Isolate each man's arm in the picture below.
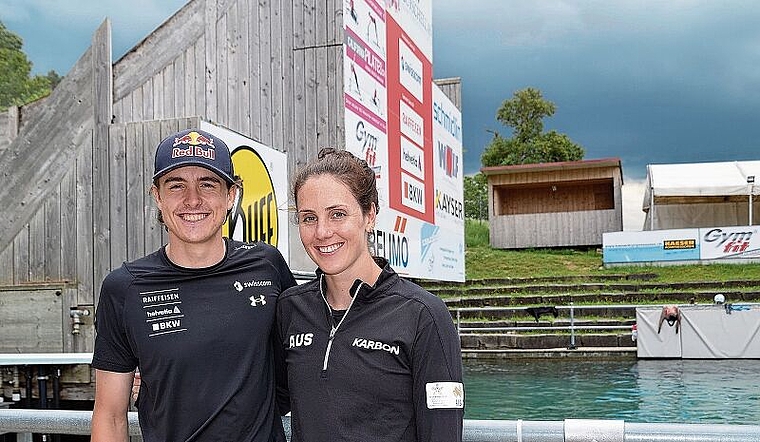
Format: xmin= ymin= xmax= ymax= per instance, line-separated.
xmin=92 ymin=369 xmax=135 ymax=442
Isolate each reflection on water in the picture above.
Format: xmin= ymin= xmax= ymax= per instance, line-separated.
xmin=463 ymin=358 xmax=760 ymax=424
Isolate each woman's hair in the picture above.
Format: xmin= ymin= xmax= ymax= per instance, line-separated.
xmin=292 ymin=147 xmax=379 ymax=217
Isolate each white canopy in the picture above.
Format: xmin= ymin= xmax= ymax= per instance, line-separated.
xmin=643 ymin=160 xmax=760 ymax=230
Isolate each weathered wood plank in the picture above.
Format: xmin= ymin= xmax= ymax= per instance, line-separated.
xmin=142 ymin=78 xmax=154 ymax=120
xmin=163 ymin=61 xmax=176 ymax=118
xmin=153 ymin=68 xmax=165 ymax=118
xmin=44 ymin=185 xmax=62 ymax=279
xmin=174 ymin=55 xmax=185 ymax=118
xmin=76 ymin=131 xmax=95 ymax=305
xmin=0 ymin=239 xmax=12 ymax=284
xmin=434 ymin=77 xmax=462 ymax=110
xmin=184 ymin=44 xmax=196 ymax=122
xmin=142 ymin=120 xmax=163 ymax=253
xmin=326 ymin=44 xmax=339 ymax=148
xmin=304 ymin=47 xmax=318 ymax=161
xmin=316 ymin=45 xmax=329 ymax=149
xmin=204 ymin=0 xmax=218 ymax=123
xmin=217 ymin=11 xmax=230 ymax=128
xmin=126 ymin=122 xmax=146 ymax=261
xmin=92 ymin=19 xmax=114 ymax=299
xmin=280 ymin=0 xmax=295 ymax=154
xmin=260 ymin=0 xmax=274 ymax=145
xmin=248 ymin=0 xmax=262 ymax=140
xmin=328 ymin=0 xmax=342 ymax=45
xmin=303 ymin=0 xmax=316 ymax=48
xmin=108 ymin=124 xmax=128 ymax=269
xmin=194 ymin=40 xmax=205 ymax=119
xmin=225 ymin=4 xmax=240 ymax=132
xmin=271 ymin=0 xmax=284 ymax=150
xmin=132 ymin=86 xmax=144 ymax=122
xmin=113 ymin=0 xmax=204 ymax=101
xmin=237 ymin=0 xmax=251 ymax=136
xmin=0 ymin=42 xmax=94 ymax=249
xmin=29 ymin=207 xmax=45 ymax=281
xmin=13 ymin=226 xmax=29 ymax=284
xmin=316 ymin=0 xmax=327 ymax=45
xmin=60 ymin=166 xmax=77 ymax=279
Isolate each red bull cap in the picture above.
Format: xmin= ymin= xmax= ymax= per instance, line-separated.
xmin=153 ymin=128 xmax=235 ymax=185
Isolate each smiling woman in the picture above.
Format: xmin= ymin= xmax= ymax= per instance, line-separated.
xmin=277 ymin=147 xmax=465 ymax=442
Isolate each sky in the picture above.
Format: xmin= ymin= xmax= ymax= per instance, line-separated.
xmin=4 ymin=1 xmax=760 ymax=230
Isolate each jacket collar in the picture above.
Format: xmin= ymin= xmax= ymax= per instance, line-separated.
xmin=315 ymin=257 xmax=396 ymax=302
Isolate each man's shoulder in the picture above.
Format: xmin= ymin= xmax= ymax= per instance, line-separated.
xmin=228 ymin=240 xmax=282 ymax=259
xmin=101 ymin=250 xmax=162 ymax=291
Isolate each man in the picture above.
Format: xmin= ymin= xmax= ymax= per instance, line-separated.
xmin=91 ymin=128 xmax=295 ymax=442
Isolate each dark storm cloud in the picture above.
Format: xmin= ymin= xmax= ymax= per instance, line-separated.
xmin=432 ymin=1 xmax=760 ymax=179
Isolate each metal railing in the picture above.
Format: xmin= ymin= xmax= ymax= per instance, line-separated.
xmin=2 ymin=409 xmax=760 ymax=441
xmin=453 ymin=303 xmax=648 ymax=350
xmin=453 ymin=303 xmax=658 ymax=331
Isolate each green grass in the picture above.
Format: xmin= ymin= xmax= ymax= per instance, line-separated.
xmin=463 ymin=220 xmax=760 ymax=282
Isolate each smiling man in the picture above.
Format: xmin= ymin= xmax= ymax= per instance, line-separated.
xmin=91 ymin=128 xmax=296 ymax=442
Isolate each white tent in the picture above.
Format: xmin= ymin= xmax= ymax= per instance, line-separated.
xmin=643 ymin=160 xmax=760 ymax=230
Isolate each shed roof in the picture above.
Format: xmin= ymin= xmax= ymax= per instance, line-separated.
xmin=480 ymin=157 xmax=622 ymax=176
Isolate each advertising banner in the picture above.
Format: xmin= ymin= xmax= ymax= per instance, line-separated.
xmin=602 ymin=229 xmax=700 ymax=264
xmin=343 ymin=0 xmax=464 ymax=281
xmin=201 ymin=121 xmax=290 ymax=262
xmin=604 ymin=225 xmax=760 ymax=265
xmin=699 ymin=226 xmax=760 ymax=260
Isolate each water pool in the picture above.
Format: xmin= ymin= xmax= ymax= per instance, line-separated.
xmin=463 ymin=358 xmax=760 ymax=424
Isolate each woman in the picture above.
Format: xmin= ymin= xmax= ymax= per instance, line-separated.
xmin=277 ymin=148 xmax=464 ymax=441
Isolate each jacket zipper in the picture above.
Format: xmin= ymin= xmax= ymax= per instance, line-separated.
xmin=321 ymin=277 xmax=362 ymax=371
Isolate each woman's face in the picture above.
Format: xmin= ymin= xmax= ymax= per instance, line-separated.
xmin=296 ymin=174 xmax=375 ymax=278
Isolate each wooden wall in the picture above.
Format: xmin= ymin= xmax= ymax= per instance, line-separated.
xmin=0 ymin=0 xmax=464 ymax=358
xmin=111 ymin=0 xmax=345 ymax=263
xmin=488 ymin=164 xmax=623 ymax=249
xmin=434 ymin=77 xmax=462 ymax=109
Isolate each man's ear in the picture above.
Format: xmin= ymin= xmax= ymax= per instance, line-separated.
xmin=150 ymin=185 xmax=160 ymax=204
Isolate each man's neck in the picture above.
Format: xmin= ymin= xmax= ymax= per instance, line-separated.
xmin=165 ymin=237 xmax=227 ymax=268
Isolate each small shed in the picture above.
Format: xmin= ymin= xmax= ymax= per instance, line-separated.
xmin=481 ymin=158 xmax=623 ymax=249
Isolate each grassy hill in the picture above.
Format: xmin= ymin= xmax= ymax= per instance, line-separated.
xmin=463 ymin=219 xmax=760 ymax=282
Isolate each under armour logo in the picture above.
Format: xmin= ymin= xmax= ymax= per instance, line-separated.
xmin=249 ymin=295 xmax=266 ymax=307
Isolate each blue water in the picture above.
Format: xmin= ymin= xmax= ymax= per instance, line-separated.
xmin=463 ymin=358 xmax=760 ymax=424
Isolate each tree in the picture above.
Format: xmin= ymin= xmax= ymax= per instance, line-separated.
xmin=463 ymin=173 xmax=488 ymax=221
xmin=0 ymin=21 xmax=57 ymax=111
xmin=481 ymin=87 xmax=584 ymax=167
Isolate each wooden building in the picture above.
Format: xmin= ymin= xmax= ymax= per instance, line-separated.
xmin=0 ymin=0 xmax=461 ymax=401
xmin=481 ymin=158 xmax=623 ymax=249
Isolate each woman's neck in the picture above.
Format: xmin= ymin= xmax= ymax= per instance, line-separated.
xmin=324 ymin=258 xmax=382 ymax=309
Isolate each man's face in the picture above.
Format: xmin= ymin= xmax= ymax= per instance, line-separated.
xmin=151 ymin=166 xmax=235 ymax=248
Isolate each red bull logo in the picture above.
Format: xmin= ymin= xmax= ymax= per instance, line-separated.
xmin=171 ymin=131 xmax=216 ymax=160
